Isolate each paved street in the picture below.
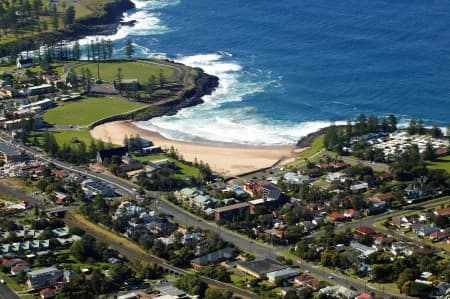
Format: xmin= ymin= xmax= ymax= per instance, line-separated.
xmin=0 ymin=284 xmax=21 ymax=299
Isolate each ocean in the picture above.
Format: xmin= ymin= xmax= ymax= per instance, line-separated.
xmin=82 ymin=0 xmax=450 ymax=145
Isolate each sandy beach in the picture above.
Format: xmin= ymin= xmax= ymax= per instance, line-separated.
xmin=90 ymin=121 xmax=303 ymax=176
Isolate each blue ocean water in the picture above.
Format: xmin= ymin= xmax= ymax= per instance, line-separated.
xmin=83 ymin=0 xmax=450 ymax=145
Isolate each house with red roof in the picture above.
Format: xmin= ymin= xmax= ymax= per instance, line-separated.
xmin=434 ymin=207 xmax=450 ymax=217
xmin=329 ymin=212 xmax=345 ymax=222
xmin=356 ymin=293 xmax=374 ymax=299
xmin=355 ymin=226 xmax=375 ymax=235
xmin=374 ymin=192 xmax=395 ymax=202
xmin=430 ymin=230 xmax=447 ymax=241
xmin=11 ymin=262 xmax=30 ymax=276
xmin=40 ymin=288 xmax=56 ymax=299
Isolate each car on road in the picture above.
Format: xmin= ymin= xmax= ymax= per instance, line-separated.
xmin=328 ymin=275 xmax=334 ymax=279
xmin=1 ymin=279 xmax=5 ymax=284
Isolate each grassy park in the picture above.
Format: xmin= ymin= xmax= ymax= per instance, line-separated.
xmin=74 ymin=61 xmax=174 ymax=82
xmin=43 ymin=96 xmax=147 ymax=126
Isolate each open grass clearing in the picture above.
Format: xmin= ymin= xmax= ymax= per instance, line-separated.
xmin=427 ymin=155 xmax=450 ymax=172
xmin=43 ymin=96 xmax=147 ymax=126
xmin=31 ymin=129 xmax=98 ymax=148
xmin=74 ymin=61 xmax=174 ymax=82
xmin=134 ymin=154 xmax=200 ymax=179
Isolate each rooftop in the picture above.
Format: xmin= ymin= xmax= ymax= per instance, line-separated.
xmin=238 ymin=258 xmax=286 ymax=275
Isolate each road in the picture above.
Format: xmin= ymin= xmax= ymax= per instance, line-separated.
xmin=0 ymin=283 xmax=21 ymax=299
xmin=7 ymin=138 xmax=420 ymax=297
xmin=64 ymin=213 xmax=260 ymax=299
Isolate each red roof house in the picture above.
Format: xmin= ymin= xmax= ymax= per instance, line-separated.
xmin=435 ymin=207 xmax=450 ymax=217
xmin=355 ymin=226 xmax=375 ymax=235
xmin=40 ymin=288 xmax=56 ymax=299
xmin=329 ymin=212 xmax=345 ymax=222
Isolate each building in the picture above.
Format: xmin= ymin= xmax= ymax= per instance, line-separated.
xmin=114 ymin=79 xmax=139 ymax=91
xmin=27 ymin=267 xmax=63 ymax=289
xmin=40 ymin=288 xmax=56 ymax=299
xmin=350 ymin=182 xmax=369 ymax=193
xmin=96 ymin=146 xmax=128 ymax=164
xmin=190 ymin=247 xmax=236 ymax=269
xmin=18 ymin=99 xmax=55 ymax=112
xmin=266 ymin=267 xmax=299 ymax=283
xmin=0 ymin=85 xmax=18 ymax=98
xmin=26 ymin=84 xmax=53 ymax=96
xmin=236 ymin=258 xmax=286 ymax=279
xmin=117 ymin=293 xmax=139 ymax=299
xmin=0 ymin=141 xmax=24 ymax=162
xmin=81 ymin=179 xmax=117 ymax=198
xmin=16 ymin=57 xmax=34 ymax=69
xmin=434 ymin=207 xmax=450 ymax=217
xmin=214 ymin=202 xmax=250 ymax=222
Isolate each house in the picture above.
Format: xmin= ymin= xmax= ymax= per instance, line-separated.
xmin=319 ymin=286 xmax=358 ymax=299
xmin=27 ymin=267 xmax=64 ymax=289
xmin=40 ymin=288 xmax=56 ymax=299
xmin=96 ymin=146 xmax=128 ymax=164
xmin=190 ymin=247 xmax=236 ymax=269
xmin=157 ymin=285 xmax=187 ymax=298
xmin=356 ymin=293 xmax=374 ymax=299
xmin=11 ymin=262 xmax=30 ymax=275
xmin=365 ymin=199 xmax=386 ymax=215
xmin=355 ymin=226 xmax=375 ymax=235
xmin=53 ymin=191 xmax=68 ymax=205
xmin=261 ymin=183 xmax=281 ymax=201
xmin=266 ymin=267 xmax=299 ymax=283
xmin=294 ymin=274 xmax=313 ymax=286
xmin=350 ymin=182 xmax=369 ymax=193
xmin=0 ymin=85 xmax=18 ymax=98
xmin=412 ymin=224 xmax=438 ymax=237
xmin=0 ymin=141 xmax=24 ymax=162
xmin=379 ymin=172 xmax=393 ymax=182
xmin=430 ymin=230 xmax=446 ymax=241
xmin=373 ymin=192 xmax=395 ymax=202
xmin=329 ymin=211 xmax=345 ymax=222
xmin=214 ymin=202 xmax=250 ymax=223
xmin=344 ymin=209 xmax=360 ymax=219
xmin=434 ymin=207 xmax=450 ymax=217
xmin=435 ymin=147 xmax=449 ymax=157
xmin=117 ymin=293 xmax=139 ymax=299
xmin=326 ymin=172 xmax=347 ymax=183
xmin=236 ymin=258 xmax=286 ymax=279
xmin=16 ymin=57 xmax=34 ymax=69
xmin=350 ymin=241 xmax=377 ymax=257
xmin=191 ymin=194 xmax=217 ymax=210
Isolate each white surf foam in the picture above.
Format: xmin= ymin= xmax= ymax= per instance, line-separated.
xmin=78 ymin=0 xmax=179 ymax=44
xmin=136 ymin=53 xmax=342 ymax=145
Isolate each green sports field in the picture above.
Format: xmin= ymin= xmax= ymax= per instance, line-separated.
xmin=74 ymin=61 xmax=174 ymax=82
xmin=43 ymin=96 xmax=146 ymax=126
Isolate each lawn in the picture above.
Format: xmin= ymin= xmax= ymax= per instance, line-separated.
xmin=32 ymin=130 xmax=98 ymax=148
xmin=427 ymin=155 xmax=450 ymax=172
xmin=43 ymin=96 xmax=147 ymax=126
xmin=73 ymin=61 xmax=174 ymax=82
xmin=134 ymin=154 xmax=200 ymax=178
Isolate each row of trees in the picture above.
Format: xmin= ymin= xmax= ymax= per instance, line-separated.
xmin=39 ymin=131 xmax=112 ymax=164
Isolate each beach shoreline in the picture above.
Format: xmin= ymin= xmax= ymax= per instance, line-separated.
xmin=90 ymin=121 xmax=305 ymax=176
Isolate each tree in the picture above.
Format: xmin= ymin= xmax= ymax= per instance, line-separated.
xmin=63 ymin=6 xmax=75 ymax=28
xmin=125 ymin=39 xmax=134 ymax=59
xmin=73 ymin=41 xmax=81 ymax=60
xmin=116 ymin=67 xmax=123 ymax=95
xmin=388 ymin=114 xmax=397 ymax=132
xmin=422 ymin=142 xmax=436 ymax=161
xmin=175 ymin=274 xmax=207 ymax=296
xmin=84 ymin=68 xmax=92 ymax=94
xmin=368 ymin=115 xmax=379 ymax=133
xmin=204 ymin=288 xmax=232 ymax=299
xmin=51 ymin=5 xmax=58 ymax=29
xmin=431 ymin=123 xmax=443 ymax=138
xmin=159 ymin=69 xmax=165 ymax=87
